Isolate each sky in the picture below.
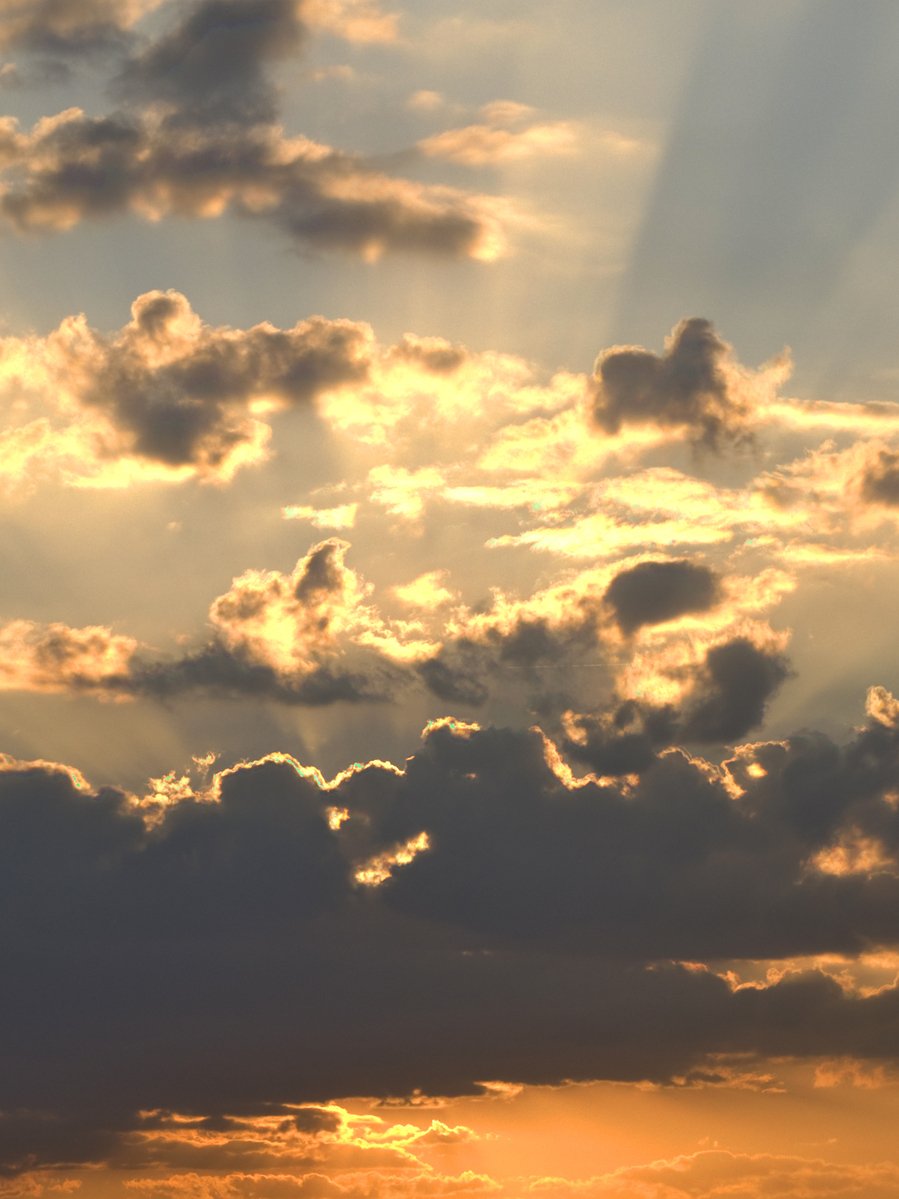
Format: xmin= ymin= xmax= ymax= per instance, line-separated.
xmin=4 ymin=1 xmax=899 ymax=1196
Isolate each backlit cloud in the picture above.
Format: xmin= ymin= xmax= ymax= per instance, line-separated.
xmin=590 ymin=318 xmax=789 ymax=449
xmin=0 ymin=108 xmax=505 ymax=259
xmin=0 ymin=0 xmax=159 ymax=54
xmin=4 ymin=693 xmax=899 ymax=1172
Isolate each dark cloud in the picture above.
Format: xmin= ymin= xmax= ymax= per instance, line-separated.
xmin=860 ymin=447 xmax=899 ymax=506
xmin=604 ymin=558 xmax=721 ymax=634
xmin=127 ymin=643 xmax=394 ymax=705
xmin=0 ymin=109 xmax=495 ymax=259
xmin=387 ymin=335 xmax=469 ymax=375
xmin=563 ymin=700 xmax=679 ymax=776
xmin=589 ymin=318 xmax=753 ymax=448
xmin=116 ymin=0 xmax=306 ymax=127
xmin=3 ymin=700 xmax=899 ymax=1170
xmin=78 ymin=293 xmax=371 ymax=471
xmin=417 ymin=606 xmax=604 ymax=709
xmin=294 ymin=538 xmax=350 ymax=603
xmin=683 ymin=637 xmax=791 ymax=744
xmin=4 ymin=701 xmax=899 ymax=1170
xmin=0 ymin=0 xmax=148 ymax=56
xmin=564 ymin=636 xmax=789 ymax=774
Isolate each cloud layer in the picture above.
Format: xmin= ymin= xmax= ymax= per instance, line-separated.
xmin=3 ymin=691 xmax=899 ymax=1171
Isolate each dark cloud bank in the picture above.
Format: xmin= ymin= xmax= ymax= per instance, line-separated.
xmin=4 ymin=696 xmax=899 ymax=1172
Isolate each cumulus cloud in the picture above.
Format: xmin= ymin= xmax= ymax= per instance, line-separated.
xmin=0 ymin=616 xmax=136 ymax=692
xmin=0 ymin=292 xmax=584 ymax=490
xmin=681 ymin=636 xmax=791 ymax=743
xmin=127 ymin=539 xmax=433 ymax=704
xmin=0 ymin=542 xmax=432 ymax=705
xmin=589 ymin=318 xmax=781 ymax=449
xmin=0 ymin=0 xmax=158 ymax=55
xmin=0 ymin=290 xmax=374 ymax=484
xmin=0 ymin=107 xmax=504 ymax=259
xmin=561 ymin=633 xmax=790 ymax=773
xmin=604 ymin=559 xmax=722 ymax=634
xmin=0 ymin=0 xmax=469 ymax=260
xmin=115 ymin=0 xmax=308 ymax=127
xmin=4 ymin=695 xmax=899 ymax=1171
xmin=860 ymin=446 xmax=899 ymax=507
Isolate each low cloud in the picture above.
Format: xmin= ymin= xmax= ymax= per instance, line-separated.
xmin=536 ymin=1150 xmax=899 ymax=1199
xmin=115 ymin=0 xmax=307 ymax=127
xmin=0 ymin=108 xmax=504 ymax=260
xmin=126 ymin=540 xmax=430 ymax=704
xmin=0 ymin=0 xmax=158 ymax=55
xmin=604 ymin=559 xmax=721 ymax=634
xmin=0 ymin=616 xmax=136 ymax=692
xmin=4 ymin=695 xmax=899 ymax=1170
xmin=682 ymin=636 xmax=791 ymax=743
xmin=860 ymin=446 xmax=899 ymax=507
xmin=0 ymin=291 xmax=371 ymax=485
xmin=589 ymin=318 xmax=780 ymax=449
xmin=419 ymin=104 xmax=580 ymax=167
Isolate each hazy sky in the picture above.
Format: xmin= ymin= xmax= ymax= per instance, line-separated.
xmin=4 ymin=2 xmax=899 ymax=1197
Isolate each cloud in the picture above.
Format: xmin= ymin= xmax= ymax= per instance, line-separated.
xmin=589 ymin=318 xmax=774 ymax=449
xmin=0 ymin=108 xmax=505 ymax=259
xmin=535 ymin=1150 xmax=899 ymax=1199
xmin=562 ymin=632 xmax=790 ymax=772
xmin=0 ymin=290 xmax=374 ymax=485
xmin=681 ymin=636 xmax=791 ymax=743
xmin=419 ymin=111 xmax=580 ymax=167
xmin=127 ymin=539 xmax=432 ymax=704
xmin=0 ymin=541 xmax=429 ymax=706
xmin=0 ymin=0 xmax=158 ymax=55
xmin=0 ymin=617 xmax=137 ymax=692
xmin=860 ymin=446 xmax=899 ymax=507
xmin=303 ymin=0 xmax=398 ymax=44
xmin=604 ymin=559 xmax=722 ymax=634
xmin=206 ymin=538 xmax=434 ymax=671
xmin=282 ymin=502 xmax=359 ymax=530
xmin=4 ymin=698 xmax=899 ymax=1172
xmin=115 ymin=0 xmax=308 ymax=127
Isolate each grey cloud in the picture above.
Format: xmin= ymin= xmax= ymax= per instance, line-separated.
xmin=294 ymin=538 xmax=351 ymax=603
xmin=0 ymin=0 xmax=147 ymax=55
xmin=604 ymin=559 xmax=721 ymax=634
xmin=4 ymin=703 xmax=899 ymax=1169
xmin=418 ymin=646 xmax=490 ymax=707
xmin=563 ymin=700 xmax=679 ymax=776
xmin=0 ymin=109 xmax=494 ymax=259
xmin=115 ymin=0 xmax=306 ymax=127
xmin=387 ymin=335 xmax=469 ymax=375
xmin=683 ymin=636 xmax=791 ymax=744
xmin=127 ymin=643 xmax=394 ymax=706
xmin=417 ymin=607 xmax=604 ymax=710
xmin=564 ymin=637 xmax=789 ymax=775
xmin=860 ymin=447 xmax=899 ymax=506
xmin=27 ymin=290 xmax=372 ymax=476
xmin=589 ymin=318 xmax=752 ymax=448
xmin=83 ymin=296 xmax=370 ymax=470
